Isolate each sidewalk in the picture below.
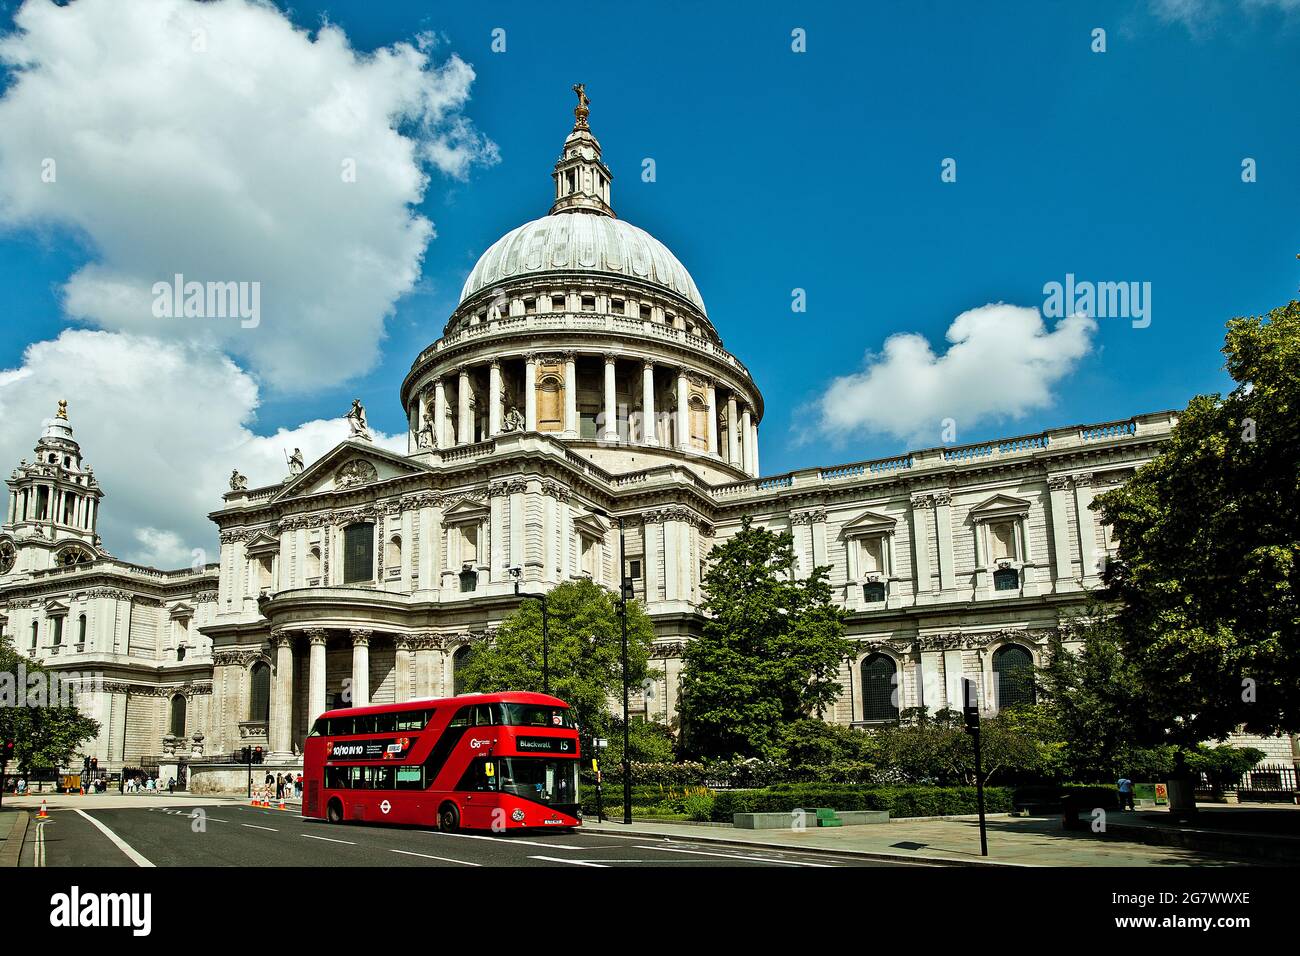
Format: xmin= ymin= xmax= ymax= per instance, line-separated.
xmin=583 ymin=812 xmax=1268 ymax=867
xmin=0 ymin=807 xmax=29 ymax=866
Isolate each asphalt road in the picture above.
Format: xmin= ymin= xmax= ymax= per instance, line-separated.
xmin=22 ymin=804 xmax=912 ymax=868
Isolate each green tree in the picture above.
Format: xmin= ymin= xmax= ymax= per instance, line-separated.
xmin=678 ymin=517 xmax=852 ymax=760
xmin=455 ymin=578 xmax=655 ymax=740
xmin=1095 ymin=300 xmax=1300 ymax=744
xmin=1036 ymin=609 xmax=1161 ymax=781
xmin=869 ymin=707 xmax=1051 ymax=786
xmin=0 ymin=638 xmax=100 ymax=775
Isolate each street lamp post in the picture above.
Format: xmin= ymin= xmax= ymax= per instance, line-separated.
xmin=511 ymin=568 xmax=550 ymax=695
xmin=591 ymin=506 xmax=632 ymax=824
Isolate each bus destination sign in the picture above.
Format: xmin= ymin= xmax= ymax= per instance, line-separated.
xmin=515 ymin=736 xmax=575 ymax=754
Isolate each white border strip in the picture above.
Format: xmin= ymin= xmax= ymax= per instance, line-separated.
xmin=74 ymin=810 xmax=155 ymax=868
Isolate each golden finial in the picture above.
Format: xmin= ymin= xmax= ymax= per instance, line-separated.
xmin=56 ymin=399 xmax=68 ymax=420
xmin=572 ymin=83 xmax=590 ymax=130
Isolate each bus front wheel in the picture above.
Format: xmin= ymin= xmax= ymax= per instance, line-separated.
xmin=326 ymin=798 xmax=344 ymax=824
xmin=437 ymin=802 xmax=460 ymax=833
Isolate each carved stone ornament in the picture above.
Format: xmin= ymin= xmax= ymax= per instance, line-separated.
xmin=336 ymin=459 xmax=379 ymax=489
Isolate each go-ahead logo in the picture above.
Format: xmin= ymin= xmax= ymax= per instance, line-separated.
xmin=50 ymin=886 xmax=152 ymax=936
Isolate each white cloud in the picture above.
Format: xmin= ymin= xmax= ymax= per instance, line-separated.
xmin=809 ymin=304 xmax=1097 ymax=448
xmin=1152 ymin=0 xmax=1300 ymax=27
xmin=0 ymin=330 xmax=404 ymax=566
xmin=0 ymin=0 xmax=496 ymax=391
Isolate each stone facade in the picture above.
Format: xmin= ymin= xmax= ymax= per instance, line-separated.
xmin=3 ymin=93 xmax=1292 ymax=777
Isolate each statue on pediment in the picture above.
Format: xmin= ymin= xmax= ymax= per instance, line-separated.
xmin=287 ymin=448 xmax=305 ymax=477
xmin=347 ymin=399 xmax=371 ymax=441
xmin=229 ymin=469 xmax=248 ymax=491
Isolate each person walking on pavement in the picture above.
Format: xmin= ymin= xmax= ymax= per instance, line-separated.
xmin=167 ymin=776 xmax=175 ymax=795
xmin=1117 ymin=774 xmax=1135 ymax=811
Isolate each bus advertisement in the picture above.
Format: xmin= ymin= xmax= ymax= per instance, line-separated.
xmin=302 ymin=691 xmax=581 ymax=832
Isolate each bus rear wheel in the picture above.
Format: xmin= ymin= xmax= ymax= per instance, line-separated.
xmin=437 ymin=802 xmax=460 ymax=833
xmin=326 ymin=798 xmax=343 ymax=824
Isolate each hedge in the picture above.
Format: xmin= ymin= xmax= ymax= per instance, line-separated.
xmin=708 ymin=785 xmax=1013 ymax=822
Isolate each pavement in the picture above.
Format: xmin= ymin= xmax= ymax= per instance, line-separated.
xmin=4 ymin=793 xmax=1290 ymax=867
xmin=1 ymin=794 xmax=901 ymax=868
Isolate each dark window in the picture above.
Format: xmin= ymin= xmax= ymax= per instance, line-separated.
xmin=249 ymin=662 xmax=271 ymax=722
xmin=860 ymin=654 xmax=899 ymax=721
xmin=342 ymin=523 xmax=375 ymax=584
xmin=372 ymin=713 xmax=396 ymax=733
xmin=452 ymin=646 xmax=471 ymax=695
xmin=993 ymin=567 xmax=1020 ymax=591
xmin=30 ymin=621 xmax=38 ymax=649
xmin=628 ymin=559 xmax=642 ymax=580
xmin=552 ymin=295 xmax=565 ymax=310
xmin=77 ymin=614 xmax=87 ymax=644
xmin=51 ymin=616 xmax=63 ymax=646
xmin=581 ymin=295 xmax=596 ymax=311
xmin=176 ymin=646 xmax=186 ymax=661
xmin=395 ymin=709 xmax=432 ymax=732
xmin=993 ymin=645 xmax=1036 ymax=709
xmin=862 ymin=581 xmax=886 ymax=603
xmin=448 ymin=706 xmax=471 ymax=729
xmin=354 ymin=715 xmax=375 ymax=735
xmin=169 ymin=695 xmax=186 ymax=737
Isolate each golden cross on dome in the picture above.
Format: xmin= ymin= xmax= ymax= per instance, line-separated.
xmin=572 ymin=83 xmax=590 ymax=129
xmin=57 ymin=399 xmax=68 ymax=420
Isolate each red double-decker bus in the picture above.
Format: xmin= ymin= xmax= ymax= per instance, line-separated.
xmin=302 ymin=691 xmax=581 ymax=832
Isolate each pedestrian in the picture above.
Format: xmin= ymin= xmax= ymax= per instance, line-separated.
xmin=295 ymin=773 xmax=303 ymax=799
xmin=17 ymin=777 xmax=26 ymax=795
xmin=1117 ymin=774 xmax=1135 ymax=811
xmin=275 ymin=772 xmax=284 ymax=800
xmin=167 ymin=776 xmax=175 ymax=795
xmin=146 ymin=776 xmax=155 ymax=794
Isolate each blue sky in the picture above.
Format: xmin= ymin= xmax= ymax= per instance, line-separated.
xmin=0 ymin=0 xmax=1296 ymax=561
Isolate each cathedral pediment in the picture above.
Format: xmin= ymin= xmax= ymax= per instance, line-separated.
xmin=969 ymin=493 xmax=1032 ymax=520
xmin=841 ymin=509 xmax=897 ymax=537
xmin=270 ymin=441 xmax=430 ymax=502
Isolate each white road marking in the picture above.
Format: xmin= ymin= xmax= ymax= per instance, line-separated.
xmin=529 ymin=855 xmax=608 ymax=867
xmin=241 ymin=824 xmax=278 ymax=832
xmin=34 ymin=822 xmax=46 ymax=867
xmin=390 ymin=848 xmax=482 ymax=866
xmin=302 ymin=834 xmax=354 ymax=845
xmin=635 ymin=845 xmax=833 ymax=867
xmin=421 ymin=830 xmax=578 ymax=850
xmin=74 ymin=810 xmax=155 ymax=867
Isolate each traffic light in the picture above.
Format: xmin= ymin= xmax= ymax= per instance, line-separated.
xmin=253 ymin=745 xmax=264 ymax=765
xmin=961 ymin=678 xmax=980 ymax=731
xmin=90 ymin=757 xmax=98 ymax=771
xmin=1 ymin=739 xmax=14 ymax=764
xmin=240 ymin=746 xmax=251 ymax=764
xmin=83 ymin=755 xmax=91 ymax=773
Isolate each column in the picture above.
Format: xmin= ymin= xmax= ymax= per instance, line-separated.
xmin=306 ymin=628 xmax=327 ymax=729
xmin=488 ymin=360 xmax=503 ymax=436
xmin=434 ymin=378 xmax=448 ymax=449
xmin=394 ymin=636 xmax=411 ymax=703
xmin=525 ymin=355 xmax=538 ymax=431
xmin=643 ymin=516 xmax=660 ymax=603
xmin=490 ymin=486 xmax=506 ymax=575
xmin=270 ymin=631 xmax=294 ymax=758
xmin=751 ymin=423 xmax=761 ymax=475
xmin=563 ymin=352 xmax=577 ymax=437
xmin=1074 ymin=473 xmax=1099 ymax=578
xmin=740 ymin=407 xmax=753 ymax=474
xmin=726 ymin=394 xmax=739 ymax=465
xmin=413 ymin=636 xmax=435 ymax=698
xmin=350 ymin=629 xmax=371 ymax=708
xmin=706 ymin=381 xmax=718 ymax=456
xmin=641 ymin=361 xmax=657 ymax=445
xmin=603 ymin=354 xmax=618 ymax=442
xmin=1047 ymin=476 xmax=1073 ymax=589
xmin=935 ymin=492 xmax=955 ymax=591
xmin=676 ymin=370 xmax=690 ymax=450
xmin=458 ymin=367 xmax=472 ymax=445
xmin=911 ymin=496 xmax=933 ymax=598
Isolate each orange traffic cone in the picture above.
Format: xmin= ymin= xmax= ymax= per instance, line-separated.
xmin=37 ymin=800 xmax=49 ymax=819
xmin=278 ymin=799 xmax=287 ymax=811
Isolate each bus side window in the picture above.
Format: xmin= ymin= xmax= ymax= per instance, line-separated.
xmin=449 ymin=707 xmax=470 ymax=729
xmin=355 ymin=716 xmax=375 ymax=735
xmin=374 ymin=713 xmax=396 ymax=733
xmin=349 ymin=766 xmax=365 ymax=789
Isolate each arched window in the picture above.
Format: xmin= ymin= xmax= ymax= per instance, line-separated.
xmin=386 ymin=535 xmax=402 ymax=573
xmin=342 ymin=523 xmax=374 ymax=584
xmin=993 ymin=645 xmax=1036 ymax=710
xmin=306 ymin=545 xmax=322 ymax=581
xmin=249 ymin=662 xmax=271 ymax=722
xmin=860 ymin=654 xmax=899 ymax=721
xmin=30 ymin=621 xmax=38 ymax=649
xmin=538 ymin=375 xmax=563 ymax=433
xmin=452 ymin=646 xmax=471 ymax=696
xmin=169 ymin=694 xmax=186 ymax=737
xmin=77 ymin=614 xmax=87 ymax=646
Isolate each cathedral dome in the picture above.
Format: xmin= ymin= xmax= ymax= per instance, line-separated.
xmin=459 ymin=213 xmax=707 ymax=316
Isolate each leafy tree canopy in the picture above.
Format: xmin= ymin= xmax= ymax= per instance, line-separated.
xmin=455 ymin=578 xmax=655 ymax=740
xmin=0 ymin=638 xmax=100 ymax=773
xmin=679 ymin=517 xmax=852 ymax=760
xmin=1095 ymin=300 xmax=1300 ymax=743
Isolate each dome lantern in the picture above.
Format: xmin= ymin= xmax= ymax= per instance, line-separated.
xmin=549 ymin=83 xmax=615 ymax=218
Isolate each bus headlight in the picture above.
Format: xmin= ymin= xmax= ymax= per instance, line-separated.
xmin=511 ymin=808 xmax=525 ymax=822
